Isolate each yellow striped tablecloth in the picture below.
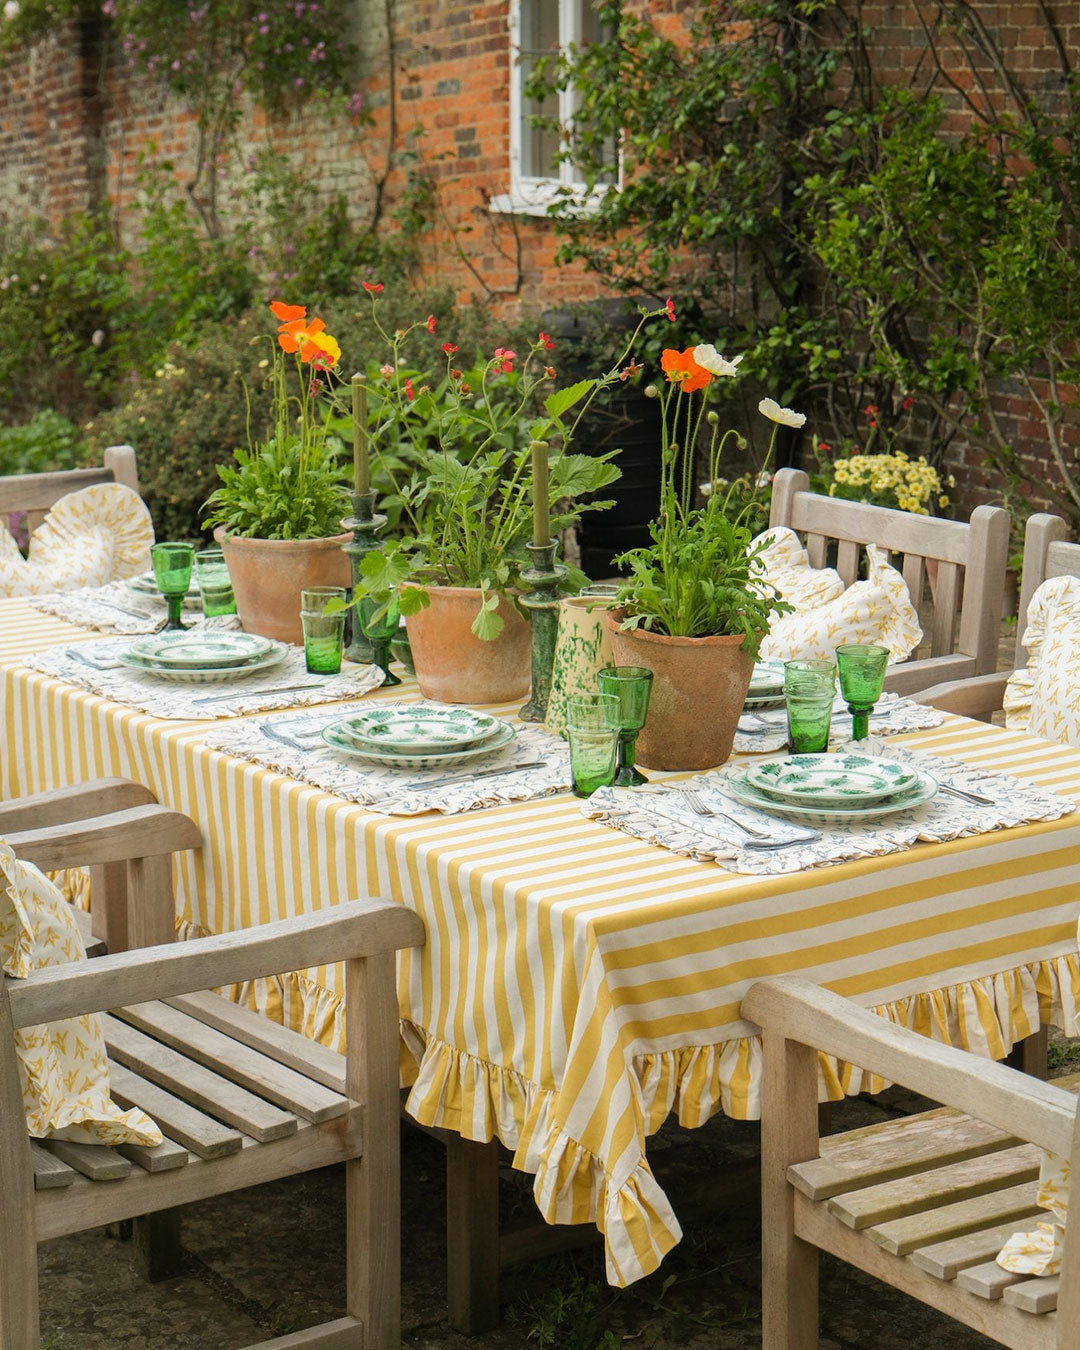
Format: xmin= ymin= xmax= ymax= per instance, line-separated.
xmin=3 ymin=597 xmax=1080 ymax=1286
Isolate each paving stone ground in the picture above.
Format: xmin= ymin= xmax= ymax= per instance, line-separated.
xmin=38 ymin=616 xmax=1046 ymax=1349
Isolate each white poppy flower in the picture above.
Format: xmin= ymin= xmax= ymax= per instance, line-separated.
xmin=3 ymin=2 xmax=19 ymax=20
xmin=758 ymin=397 xmax=806 ymax=428
xmin=693 ymin=344 xmax=743 ymax=378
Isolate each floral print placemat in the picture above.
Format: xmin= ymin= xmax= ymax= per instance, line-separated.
xmin=30 ymin=579 xmax=242 ymax=635
xmin=204 ymin=707 xmax=571 ymax=815
xmin=583 ymin=743 xmax=1076 ymax=876
xmin=24 ymin=639 xmax=384 ymax=720
xmin=732 ymin=691 xmax=945 ymax=755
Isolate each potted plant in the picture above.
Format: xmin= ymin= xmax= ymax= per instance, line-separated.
xmin=604 ymin=339 xmax=796 ymax=770
xmin=353 ymin=289 xmax=668 ymax=703
xmin=202 ymin=301 xmax=352 ymax=643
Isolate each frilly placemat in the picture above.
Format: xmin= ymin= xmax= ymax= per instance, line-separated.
xmin=582 ymin=743 xmax=1076 ymax=876
xmin=733 ymin=691 xmax=945 ymax=755
xmin=29 ymin=579 xmax=241 ymax=635
xmin=24 ymin=638 xmax=384 ymax=719
xmin=203 ymin=706 xmax=571 ymax=815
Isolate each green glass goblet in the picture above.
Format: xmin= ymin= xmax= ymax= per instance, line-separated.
xmin=835 ymin=643 xmax=890 ymax=742
xmin=597 ymin=665 xmax=653 ymax=787
xmin=150 ymin=542 xmax=194 ymax=631
xmin=357 ymin=595 xmax=402 ymax=687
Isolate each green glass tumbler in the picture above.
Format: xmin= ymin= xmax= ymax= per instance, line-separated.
xmin=566 ymin=693 xmax=620 ymax=798
xmin=193 ymin=548 xmax=236 ymax=617
xmin=150 ymin=542 xmax=194 ymax=631
xmin=357 ymin=595 xmax=402 ymax=687
xmin=597 ymin=665 xmax=653 ymax=787
xmin=783 ymin=658 xmax=836 ymax=755
xmin=300 ymin=586 xmax=347 ymax=674
xmin=835 ymin=643 xmax=890 ymax=741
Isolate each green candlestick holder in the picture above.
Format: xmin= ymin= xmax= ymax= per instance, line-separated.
xmin=342 ymin=489 xmax=387 ymax=665
xmin=519 ymin=538 xmax=567 ymax=722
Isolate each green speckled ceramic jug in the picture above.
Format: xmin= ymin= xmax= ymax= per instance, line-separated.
xmin=544 ymin=595 xmax=616 ymax=739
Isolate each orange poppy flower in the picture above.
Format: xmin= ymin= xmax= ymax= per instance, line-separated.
xmin=661 ymin=346 xmax=712 ymax=393
xmin=270 ymin=300 xmax=306 ymax=324
xmin=277 ymin=315 xmax=334 ymax=363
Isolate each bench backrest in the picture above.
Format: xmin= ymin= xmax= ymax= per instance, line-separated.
xmin=0 ymin=445 xmax=140 ymax=535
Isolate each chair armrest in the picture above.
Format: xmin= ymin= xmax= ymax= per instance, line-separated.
xmin=911 ymin=670 xmax=1011 ymax=716
xmin=882 ymin=653 xmax=978 ymax=695
xmin=5 ymin=898 xmax=426 ymax=1029
xmin=0 ymin=779 xmax=157 ymax=833
xmin=743 ymin=976 xmax=1076 ymax=1157
xmin=5 ymin=804 xmax=203 ymax=872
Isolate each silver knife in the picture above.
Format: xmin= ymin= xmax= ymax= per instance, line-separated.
xmin=192 ymin=681 xmax=328 ymax=706
xmin=402 ymin=758 xmax=550 ymax=791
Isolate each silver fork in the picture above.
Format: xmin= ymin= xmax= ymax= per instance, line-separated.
xmin=679 ymin=788 xmax=773 ymax=840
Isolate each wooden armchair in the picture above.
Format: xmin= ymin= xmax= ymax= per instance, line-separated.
xmin=0 ymin=785 xmax=425 ymax=1349
xmin=743 ymin=976 xmax=1080 ymax=1350
xmin=768 ymin=467 xmax=1011 ymax=695
xmin=0 ymin=444 xmax=140 ymax=536
xmin=917 ymin=513 xmax=1078 ymax=720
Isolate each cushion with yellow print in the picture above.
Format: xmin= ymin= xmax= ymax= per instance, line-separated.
xmin=752 ymin=526 xmax=847 ymax=612
xmin=1003 ymin=574 xmax=1080 ymax=748
xmin=996 ymin=1151 xmax=1070 ymax=1277
xmin=0 ymin=483 xmax=153 ymax=598
xmin=757 ymin=536 xmax=922 ymax=663
xmin=0 ymin=839 xmax=161 ymax=1145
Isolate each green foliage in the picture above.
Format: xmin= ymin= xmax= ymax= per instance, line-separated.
xmin=204 ymin=434 xmax=349 ymax=540
xmin=0 ymin=411 xmax=87 ymax=475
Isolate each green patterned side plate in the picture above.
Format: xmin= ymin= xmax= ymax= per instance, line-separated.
xmin=745 ymin=753 xmax=920 ymax=808
xmin=337 ymin=704 xmax=502 ymax=754
xmin=116 ymin=643 xmax=287 ymax=684
xmin=321 ymin=718 xmax=516 ymax=770
xmin=748 ymin=660 xmax=786 ymax=695
xmin=726 ymin=764 xmax=938 ymax=826
xmin=129 ymin=631 xmax=274 ymax=669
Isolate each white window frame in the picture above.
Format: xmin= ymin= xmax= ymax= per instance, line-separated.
xmin=490 ymin=0 xmax=619 ymax=218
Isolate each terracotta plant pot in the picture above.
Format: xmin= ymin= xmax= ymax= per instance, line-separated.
xmin=404 ymin=585 xmax=531 ymax=704
xmin=220 ymin=532 xmax=352 ymax=645
xmin=602 ymin=608 xmax=754 ymax=771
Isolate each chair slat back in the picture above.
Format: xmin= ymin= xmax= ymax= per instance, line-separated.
xmin=0 ymin=445 xmax=140 ymax=535
xmin=769 ymin=468 xmax=1010 ymax=681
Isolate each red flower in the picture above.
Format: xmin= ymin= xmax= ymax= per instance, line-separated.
xmin=460 ymin=383 xmax=471 ymax=395
xmin=426 ymin=314 xmax=436 ymax=334
xmin=665 ymin=297 xmax=676 ymax=323
xmin=544 ymin=365 xmax=556 ymax=379
xmin=661 ymin=346 xmax=711 ymax=392
xmin=493 ymin=346 xmax=516 ymax=374
xmin=865 ymin=404 xmax=878 ymax=415
xmin=450 ymin=368 xmax=463 ymax=381
xmin=902 ymin=395 xmax=915 ymax=411
xmin=404 ymin=378 xmax=415 ymax=401
xmin=362 ymin=281 xmax=383 ymax=293
xmin=538 ymin=330 xmax=554 ymax=350
xmin=817 ymin=441 xmax=832 ymax=455
xmin=442 ymin=342 xmax=459 ymax=354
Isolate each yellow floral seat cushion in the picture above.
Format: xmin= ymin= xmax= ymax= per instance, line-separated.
xmin=754 ymin=527 xmax=922 ymax=663
xmin=0 ymin=483 xmax=153 ymax=598
xmin=0 ymin=840 xmax=161 ymax=1145
xmin=1003 ymin=574 xmax=1080 ymax=748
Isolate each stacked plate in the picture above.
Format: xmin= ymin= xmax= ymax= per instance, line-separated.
xmin=321 ymin=705 xmax=516 ymax=770
xmin=745 ymin=660 xmax=786 ymax=710
xmin=118 ymin=631 xmax=288 ymax=684
xmin=127 ymin=572 xmax=202 ymax=611
xmin=724 ymin=752 xmax=938 ymax=827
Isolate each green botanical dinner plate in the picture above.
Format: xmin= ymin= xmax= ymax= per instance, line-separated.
xmin=129 ymin=631 xmax=275 ymax=669
xmin=117 ymin=642 xmax=288 ymax=684
xmin=748 ymin=660 xmax=786 ymax=695
xmin=321 ymin=717 xmax=516 ymax=770
xmin=745 ymin=753 xmax=921 ymax=809
xmin=336 ymin=704 xmax=502 ymax=755
xmin=126 ymin=572 xmax=201 ymax=608
xmin=725 ymin=764 xmax=938 ymax=827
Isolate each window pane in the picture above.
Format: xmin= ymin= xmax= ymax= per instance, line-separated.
xmin=570 ymin=1 xmax=618 ymax=186
xmin=519 ymin=0 xmax=562 ymax=179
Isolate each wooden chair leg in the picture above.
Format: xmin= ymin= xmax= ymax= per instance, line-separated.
xmin=446 ymin=1135 xmax=501 ymax=1334
xmin=0 ymin=1001 xmax=39 ymax=1350
xmin=131 ymin=1211 xmax=184 ymax=1282
xmin=760 ymin=1027 xmax=820 ymax=1350
xmin=1006 ymin=1026 xmax=1049 ymax=1080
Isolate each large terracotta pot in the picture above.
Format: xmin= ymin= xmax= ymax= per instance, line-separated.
xmin=220 ymin=532 xmax=351 ymax=645
xmin=404 ymin=585 xmax=531 ymax=704
xmin=602 ymin=608 xmax=753 ymax=770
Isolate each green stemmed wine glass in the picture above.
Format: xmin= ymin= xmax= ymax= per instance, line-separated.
xmin=597 ymin=665 xmax=653 ymax=787
xmin=835 ymin=643 xmax=890 ymax=741
xmin=357 ymin=595 xmax=402 ymax=687
xmin=150 ymin=542 xmax=194 ymax=631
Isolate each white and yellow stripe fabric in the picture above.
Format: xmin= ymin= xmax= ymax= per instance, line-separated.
xmin=0 ymin=483 xmax=153 ymax=597
xmin=2 ymin=597 xmax=1079 ymax=1286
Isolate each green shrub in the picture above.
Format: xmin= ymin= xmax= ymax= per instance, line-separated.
xmin=0 ymin=410 xmax=88 ymax=475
